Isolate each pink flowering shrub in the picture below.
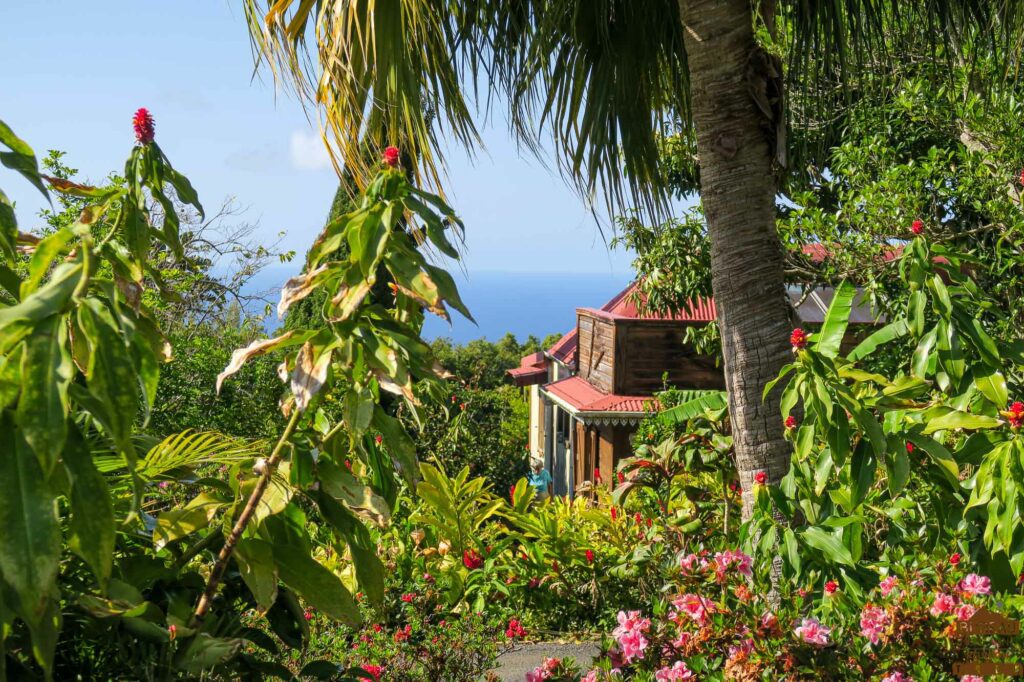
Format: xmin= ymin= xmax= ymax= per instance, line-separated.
xmin=564 ymin=554 xmax=1024 ymax=681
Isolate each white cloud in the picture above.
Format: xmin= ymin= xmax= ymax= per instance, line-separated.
xmin=288 ymin=129 xmax=332 ymax=171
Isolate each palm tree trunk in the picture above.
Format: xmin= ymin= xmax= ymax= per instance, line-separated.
xmin=678 ymin=0 xmax=792 ymax=519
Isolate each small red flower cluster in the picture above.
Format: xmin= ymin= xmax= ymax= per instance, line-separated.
xmin=361 ymin=664 xmax=383 ymax=681
xmin=374 ymin=434 xmax=383 ymax=445
xmin=585 ymin=549 xmax=595 ymax=564
xmin=383 ymin=146 xmax=400 ymax=168
xmin=400 ymin=592 xmax=415 ymax=603
xmin=133 ymin=108 xmax=155 ymax=145
xmin=617 ymin=471 xmax=625 ymax=484
xmin=505 ymin=619 xmax=527 ymax=639
xmin=824 ymin=579 xmax=839 ymax=595
xmin=593 ymin=467 xmax=602 ymax=482
xmin=949 ymin=552 xmax=961 ymax=566
xmin=1007 ymin=401 xmax=1024 ymax=429
xmin=462 ymin=549 xmax=484 ymax=570
xmin=790 ymin=328 xmax=808 ymax=351
xmin=911 ymin=219 xmax=924 ymax=235
xmin=393 ymin=624 xmax=411 ymax=642
xmin=610 ymin=506 xmax=618 ymax=520
xmin=906 ymin=442 xmax=915 ymax=454
xmin=784 ymin=415 xmax=797 ymax=430
xmin=754 ymin=471 xmax=767 ymax=486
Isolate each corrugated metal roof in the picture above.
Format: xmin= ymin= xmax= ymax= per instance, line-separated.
xmin=543 ymin=376 xmax=658 ymax=414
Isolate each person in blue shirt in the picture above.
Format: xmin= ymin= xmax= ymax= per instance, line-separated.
xmin=527 ymin=458 xmax=553 ymax=500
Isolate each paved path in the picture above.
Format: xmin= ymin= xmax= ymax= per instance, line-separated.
xmin=493 ymin=641 xmax=600 ymax=681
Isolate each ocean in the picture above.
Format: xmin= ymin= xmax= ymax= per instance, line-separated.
xmin=247 ymin=267 xmax=631 ymax=344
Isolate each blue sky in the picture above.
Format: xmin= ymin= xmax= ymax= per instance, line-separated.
xmin=1 ymin=1 xmax=641 ymax=284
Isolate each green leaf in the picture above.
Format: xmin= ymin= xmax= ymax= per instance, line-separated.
xmin=922 ymin=408 xmax=1001 ymax=434
xmin=153 ymin=493 xmax=227 ymax=551
xmin=78 ymin=300 xmax=139 ymax=458
xmin=783 ymin=528 xmax=802 ymax=576
xmin=912 ymin=327 xmax=937 ymax=378
xmin=814 ymin=280 xmax=855 ymax=358
xmin=908 ymin=433 xmax=960 ymax=488
xmin=316 ymin=491 xmax=385 ymax=606
xmin=235 ymin=538 xmax=279 ymax=612
xmin=974 ymin=365 xmax=1008 ymax=408
xmin=423 ymin=264 xmax=474 ymax=323
xmin=318 ymin=457 xmax=392 ymax=527
xmin=847 ymin=319 xmax=908 ymax=361
xmin=15 ymin=316 xmax=73 ymax=473
xmin=907 ymin=289 xmax=926 ymax=337
xmin=0 ymin=119 xmax=48 ymax=199
xmin=801 ymin=527 xmax=855 ymax=567
xmin=64 ymin=425 xmax=115 ymax=586
xmin=0 ymin=414 xmax=61 ymax=624
xmin=658 ymin=391 xmax=727 ymax=424
xmin=372 ymin=407 xmax=418 ymax=486
xmin=886 ymin=447 xmax=911 ymax=497
xmin=271 ymin=544 xmax=359 ymax=626
xmin=0 ymin=261 xmax=83 ymax=335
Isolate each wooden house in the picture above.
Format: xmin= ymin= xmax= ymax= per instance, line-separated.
xmin=508 ymin=280 xmax=878 ymax=497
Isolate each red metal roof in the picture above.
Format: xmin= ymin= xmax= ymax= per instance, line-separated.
xmin=544 ymin=376 xmax=658 ymax=414
xmin=507 ymin=351 xmax=549 ymax=387
xmin=547 ymin=330 xmax=577 ymax=366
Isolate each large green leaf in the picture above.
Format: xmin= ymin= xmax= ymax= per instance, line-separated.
xmin=64 ymin=425 xmax=115 ymax=586
xmin=974 ymin=365 xmax=1008 ymax=408
xmin=235 ymin=538 xmax=279 ymax=612
xmin=271 ymin=544 xmax=359 ymax=626
xmin=922 ymin=407 xmax=1001 ymax=434
xmin=16 ymin=316 xmax=73 ymax=473
xmin=153 ymin=493 xmax=228 ymax=551
xmin=0 ymin=415 xmax=61 ymax=625
xmin=847 ymin=320 xmax=908 ymax=361
xmin=658 ymin=390 xmax=727 ymax=424
xmin=372 ymin=407 xmax=418 ymax=486
xmin=814 ymin=280 xmax=856 ymax=358
xmin=0 ymin=119 xmax=48 ymax=198
xmin=316 ymin=492 xmax=386 ymax=606
xmin=801 ymin=526 xmax=855 ymax=567
xmin=78 ymin=300 xmax=139 ymax=458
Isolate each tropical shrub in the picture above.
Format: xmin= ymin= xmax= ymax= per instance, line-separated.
xmin=748 ymin=231 xmax=1024 ymax=592
xmin=0 ymin=115 xmax=469 ymax=679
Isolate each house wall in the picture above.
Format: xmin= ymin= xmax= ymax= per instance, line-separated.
xmin=614 ymin=319 xmax=725 ymax=394
xmin=576 ymin=312 xmax=616 ymax=393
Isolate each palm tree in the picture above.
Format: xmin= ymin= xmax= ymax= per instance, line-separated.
xmin=242 ymin=0 xmax=1023 ymax=517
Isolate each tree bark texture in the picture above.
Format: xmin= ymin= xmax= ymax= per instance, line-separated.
xmin=678 ymin=0 xmax=792 ymax=519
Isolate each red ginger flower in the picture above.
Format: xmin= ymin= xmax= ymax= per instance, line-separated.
xmin=505 ymin=619 xmax=526 ymax=639
xmin=374 ymin=434 xmax=383 ymax=445
xmin=617 ymin=471 xmax=625 ymax=484
xmin=824 ymin=580 xmax=839 ymax=595
xmin=133 ymin=108 xmax=155 ymax=145
xmin=950 ymin=552 xmax=962 ymax=566
xmin=593 ymin=467 xmax=601 ymax=482
xmin=585 ymin=549 xmax=595 ymax=564
xmin=610 ymin=506 xmax=618 ymax=520
xmin=906 ymin=442 xmax=914 ymax=454
xmin=754 ymin=471 xmax=767 ymax=486
xmin=790 ymin=328 xmax=808 ymax=351
xmin=383 ymin=146 xmax=400 ymax=167
xmin=400 ymin=592 xmax=415 ymax=603
xmin=785 ymin=415 xmax=797 ymax=430
xmin=911 ymin=219 xmax=924 ymax=235
xmin=361 ymin=664 xmax=383 ymax=681
xmin=1004 ymin=400 xmax=1024 ymax=429
xmin=462 ymin=549 xmax=484 ymax=570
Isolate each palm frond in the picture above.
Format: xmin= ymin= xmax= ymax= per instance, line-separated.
xmin=94 ymin=430 xmax=266 ymax=480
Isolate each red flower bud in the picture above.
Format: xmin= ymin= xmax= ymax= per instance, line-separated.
xmin=911 ymin=219 xmax=924 ymax=235
xmin=906 ymin=442 xmax=914 ymax=454
xmin=754 ymin=471 xmax=767 ymax=486
xmin=585 ymin=549 xmax=595 ymax=564
xmin=824 ymin=580 xmax=839 ymax=595
xmin=785 ymin=415 xmax=797 ymax=430
xmin=383 ymin=146 xmax=400 ymax=167
xmin=790 ymin=328 xmax=808 ymax=351
xmin=949 ymin=552 xmax=961 ymax=566
xmin=593 ymin=467 xmax=601 ymax=482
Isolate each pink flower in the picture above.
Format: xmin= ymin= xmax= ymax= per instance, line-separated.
xmin=672 ymin=594 xmax=714 ymax=626
xmin=361 ymin=664 xmax=383 ymax=681
xmin=760 ymin=611 xmax=779 ymax=631
xmin=911 ymin=219 xmax=924 ymax=235
xmin=525 ymin=658 xmax=561 ymax=682
xmin=581 ymin=671 xmax=599 ymax=682
xmin=712 ymin=549 xmax=753 ymax=582
xmin=881 ymin=673 xmax=912 ymax=682
xmin=612 ymin=610 xmax=651 ymax=663
xmin=958 ymin=573 xmax=991 ymax=596
xmin=728 ymin=638 xmax=754 ymax=659
xmin=879 ymin=576 xmax=899 ymax=597
xmin=930 ymin=593 xmax=957 ymax=616
xmin=794 ymin=617 xmax=831 ymax=647
xmin=303 ymin=608 xmax=314 ymax=621
xmin=383 ymin=146 xmax=400 ymax=167
xmin=859 ymin=605 xmax=890 ymax=645
xmin=654 ymin=661 xmax=694 ymax=681
xmin=133 ymin=108 xmax=155 ymax=144
xmin=961 ymin=676 xmax=985 ymax=682
xmin=824 ymin=580 xmax=839 ymax=595
xmin=671 ymin=631 xmax=692 ymax=650
xmin=790 ymin=328 xmax=809 ymax=351
xmin=955 ymin=603 xmax=977 ymax=622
